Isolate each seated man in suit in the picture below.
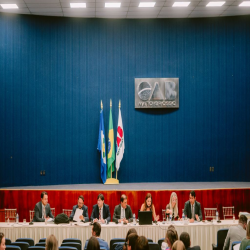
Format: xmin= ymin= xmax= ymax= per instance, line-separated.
xmin=113 ymin=194 xmax=133 ymax=223
xmin=69 ymin=195 xmax=89 ymax=222
xmin=223 ymin=215 xmax=247 ymax=250
xmin=33 ymin=191 xmax=54 ymax=222
xmin=84 ymin=222 xmax=109 ymax=250
xmin=184 ymin=190 xmax=202 ymax=223
xmin=90 ymin=193 xmax=111 ymax=224
xmin=180 ymin=232 xmax=201 ymax=250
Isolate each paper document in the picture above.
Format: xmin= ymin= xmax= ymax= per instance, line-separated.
xmin=47 ymin=218 xmax=53 ymax=222
xmin=233 ymin=243 xmax=240 ymax=250
xmin=73 ymin=208 xmax=83 ymax=222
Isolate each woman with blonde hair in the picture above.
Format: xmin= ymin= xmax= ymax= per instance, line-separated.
xmin=172 ymin=240 xmax=186 ymax=250
xmin=239 ymin=221 xmax=250 ymax=250
xmin=164 ymin=227 xmax=178 ymax=250
xmin=140 ymin=193 xmax=159 ymax=221
xmin=46 ymin=235 xmax=58 ymax=250
xmin=166 ymin=192 xmax=179 ymax=220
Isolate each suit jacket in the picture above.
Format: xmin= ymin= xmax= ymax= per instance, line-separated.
xmin=112 ymin=204 xmax=133 ymax=223
xmin=33 ymin=201 xmax=54 ymax=222
xmin=85 ymin=238 xmax=109 ymax=250
xmin=69 ymin=204 xmax=89 ymax=222
xmin=223 ymin=224 xmax=246 ymax=250
xmin=184 ymin=200 xmax=202 ymax=221
xmin=90 ymin=204 xmax=111 ymax=222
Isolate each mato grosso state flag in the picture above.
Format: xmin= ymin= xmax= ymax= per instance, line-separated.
xmin=97 ymin=108 xmax=107 ymax=184
xmin=116 ymin=107 xmax=125 ymax=171
xmin=107 ymin=106 xmax=115 ymax=178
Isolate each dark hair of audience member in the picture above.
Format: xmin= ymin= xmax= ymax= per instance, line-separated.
xmin=172 ymin=240 xmax=186 ymax=250
xmin=135 ymin=236 xmax=149 ymax=250
xmin=93 ymin=222 xmax=101 ymax=237
xmin=239 ymin=215 xmax=248 ymax=225
xmin=126 ymin=228 xmax=137 ymax=241
xmin=46 ymin=234 xmax=58 ymax=250
xmin=127 ymin=233 xmax=139 ymax=250
xmin=180 ymin=232 xmax=190 ymax=249
xmin=87 ymin=237 xmax=100 ymax=250
xmin=165 ymin=228 xmax=178 ymax=248
xmin=0 ymin=232 xmax=5 ymax=250
xmin=247 ymin=221 xmax=250 ymax=238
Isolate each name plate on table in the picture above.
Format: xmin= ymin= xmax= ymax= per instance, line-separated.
xmin=135 ymin=78 xmax=179 ymax=109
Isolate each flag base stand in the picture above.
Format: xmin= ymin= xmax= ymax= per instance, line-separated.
xmin=104 ymin=178 xmax=119 ymax=185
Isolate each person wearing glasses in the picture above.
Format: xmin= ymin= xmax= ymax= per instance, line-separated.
xmin=166 ymin=192 xmax=179 ymax=221
xmin=69 ymin=195 xmax=89 ymax=222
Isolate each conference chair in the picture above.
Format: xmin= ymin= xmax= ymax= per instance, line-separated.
xmin=28 ymin=247 xmax=45 ymax=250
xmin=61 ymin=243 xmax=81 ymax=250
xmin=29 ymin=211 xmax=34 ymax=222
xmin=38 ymin=239 xmax=46 ymax=243
xmin=147 ymin=239 xmax=153 ymax=243
xmin=35 ymin=243 xmax=45 ymax=247
xmin=5 ymin=209 xmax=17 ymax=222
xmin=212 ymin=228 xmax=229 ymax=250
xmin=222 ymin=207 xmax=234 ymax=220
xmin=6 ymin=238 xmax=12 ymax=245
xmin=59 ymin=247 xmax=77 ymax=250
xmin=148 ymin=242 xmax=160 ymax=250
xmin=204 ymin=208 xmax=217 ymax=220
xmin=62 ymin=239 xmax=81 ymax=246
xmin=245 ymin=246 xmax=250 ymax=250
xmin=158 ymin=238 xmax=165 ymax=248
xmin=11 ymin=242 xmax=30 ymax=250
xmin=110 ymin=238 xmax=125 ymax=250
xmin=6 ymin=246 xmax=21 ymax=250
xmin=112 ymin=242 xmax=124 ymax=250
xmin=16 ymin=238 xmax=34 ymax=247
xmin=231 ymin=241 xmax=241 ymax=250
xmin=62 ymin=209 xmax=72 ymax=217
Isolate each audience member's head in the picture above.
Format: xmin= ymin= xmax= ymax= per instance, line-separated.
xmin=87 ymin=236 xmax=100 ymax=250
xmin=135 ymin=236 xmax=149 ymax=250
xmin=126 ymin=228 xmax=138 ymax=241
xmin=172 ymin=240 xmax=186 ymax=250
xmin=165 ymin=228 xmax=178 ymax=249
xmin=246 ymin=221 xmax=250 ymax=239
xmin=0 ymin=233 xmax=6 ymax=250
xmin=46 ymin=234 xmax=58 ymax=250
xmin=127 ymin=233 xmax=139 ymax=250
xmin=92 ymin=222 xmax=101 ymax=237
xmin=180 ymin=232 xmax=190 ymax=249
xmin=239 ymin=215 xmax=248 ymax=229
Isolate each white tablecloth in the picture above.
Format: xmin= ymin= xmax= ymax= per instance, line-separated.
xmin=0 ymin=220 xmax=237 ymax=250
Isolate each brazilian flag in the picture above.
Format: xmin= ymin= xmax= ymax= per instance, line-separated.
xmin=107 ymin=107 xmax=115 ymax=178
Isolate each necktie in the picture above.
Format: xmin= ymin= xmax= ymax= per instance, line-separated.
xmin=99 ymin=208 xmax=101 ymax=220
xmin=43 ymin=206 xmax=45 ymax=219
xmin=192 ymin=205 xmax=194 ymax=219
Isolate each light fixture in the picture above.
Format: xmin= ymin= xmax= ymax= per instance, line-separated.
xmin=139 ymin=2 xmax=156 ymax=7
xmin=70 ymin=3 xmax=86 ymax=8
xmin=1 ymin=4 xmax=18 ymax=9
xmin=172 ymin=2 xmax=190 ymax=7
xmin=206 ymin=1 xmax=225 ymax=6
xmin=239 ymin=1 xmax=250 ymax=6
xmin=105 ymin=3 xmax=121 ymax=7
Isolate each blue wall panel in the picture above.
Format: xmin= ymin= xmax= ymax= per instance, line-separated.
xmin=0 ymin=14 xmax=249 ymax=187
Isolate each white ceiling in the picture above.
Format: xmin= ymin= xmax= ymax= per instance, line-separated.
xmin=0 ymin=0 xmax=250 ymax=18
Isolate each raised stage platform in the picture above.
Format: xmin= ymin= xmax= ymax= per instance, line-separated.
xmin=1 ymin=182 xmax=250 ymax=222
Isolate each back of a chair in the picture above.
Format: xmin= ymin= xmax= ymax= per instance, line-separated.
xmin=147 ymin=239 xmax=153 ymax=243
xmin=59 ymin=247 xmax=77 ymax=250
xmin=216 ymin=228 xmax=229 ymax=250
xmin=62 ymin=209 xmax=73 ymax=217
xmin=113 ymin=242 xmax=124 ymax=250
xmin=222 ymin=207 xmax=234 ymax=220
xmin=204 ymin=208 xmax=217 ymax=220
xmin=6 ymin=246 xmax=21 ymax=250
xmin=28 ymin=247 xmax=45 ymax=250
xmin=231 ymin=241 xmax=241 ymax=250
xmin=158 ymin=238 xmax=164 ymax=248
xmin=61 ymin=243 xmax=81 ymax=250
xmin=51 ymin=208 xmax=55 ymax=217
xmin=110 ymin=238 xmax=125 ymax=250
xmin=35 ymin=243 xmax=45 ymax=247
xmin=62 ymin=239 xmax=81 ymax=246
xmin=6 ymin=238 xmax=12 ymax=245
xmin=29 ymin=211 xmax=35 ymax=222
xmin=38 ymin=239 xmax=46 ymax=243
xmin=16 ymin=238 xmax=34 ymax=247
xmin=245 ymin=246 xmax=250 ymax=250
xmin=148 ymin=242 xmax=160 ymax=250
xmin=5 ymin=209 xmax=17 ymax=222
xmin=11 ymin=242 xmax=30 ymax=250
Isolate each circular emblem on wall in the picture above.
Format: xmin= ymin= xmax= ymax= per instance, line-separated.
xmin=137 ymin=81 xmax=152 ymax=101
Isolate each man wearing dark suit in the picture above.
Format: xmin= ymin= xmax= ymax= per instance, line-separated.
xmin=84 ymin=222 xmax=109 ymax=250
xmin=33 ymin=191 xmax=54 ymax=222
xmin=113 ymin=194 xmax=133 ymax=223
xmin=69 ymin=195 xmax=89 ymax=222
xmin=90 ymin=193 xmax=111 ymax=223
xmin=180 ymin=232 xmax=201 ymax=250
xmin=184 ymin=190 xmax=202 ymax=222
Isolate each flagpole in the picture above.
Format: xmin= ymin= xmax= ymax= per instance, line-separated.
xmin=110 ymin=99 xmax=112 ymax=179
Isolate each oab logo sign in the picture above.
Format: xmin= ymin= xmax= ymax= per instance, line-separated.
xmin=135 ymin=78 xmax=179 ymax=109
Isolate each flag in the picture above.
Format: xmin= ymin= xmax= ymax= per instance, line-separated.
xmin=116 ymin=108 xmax=125 ymax=171
xmin=97 ymin=109 xmax=107 ymax=184
xmin=107 ymin=107 xmax=115 ymax=178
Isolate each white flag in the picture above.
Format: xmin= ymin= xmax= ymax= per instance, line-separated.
xmin=116 ymin=108 xmax=125 ymax=171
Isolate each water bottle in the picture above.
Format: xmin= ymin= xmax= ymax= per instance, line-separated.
xmin=216 ymin=210 xmax=218 ymax=221
xmin=233 ymin=214 xmax=235 ymax=223
xmin=133 ymin=213 xmax=136 ymax=225
xmin=16 ymin=213 xmax=19 ymax=223
xmin=182 ymin=211 xmax=185 ymax=220
xmin=7 ymin=218 xmax=10 ymax=225
xmin=169 ymin=214 xmax=172 ymax=222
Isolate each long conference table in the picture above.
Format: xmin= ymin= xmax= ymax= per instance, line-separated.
xmin=0 ymin=220 xmax=236 ymax=250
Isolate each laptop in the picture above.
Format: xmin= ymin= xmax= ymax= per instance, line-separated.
xmin=138 ymin=211 xmax=152 ymax=225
